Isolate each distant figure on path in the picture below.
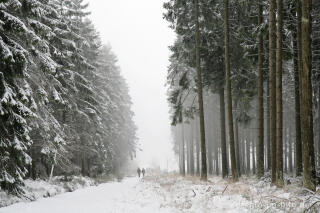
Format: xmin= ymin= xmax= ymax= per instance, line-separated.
xmin=137 ymin=168 xmax=141 ymax=178
xmin=141 ymin=168 xmax=145 ymax=177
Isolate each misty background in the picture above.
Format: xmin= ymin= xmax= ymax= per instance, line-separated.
xmin=87 ymin=0 xmax=177 ymax=170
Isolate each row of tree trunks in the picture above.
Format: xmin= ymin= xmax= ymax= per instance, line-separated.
xmin=174 ymin=0 xmax=317 ymax=192
xmin=178 ymin=114 xmax=303 ymax=178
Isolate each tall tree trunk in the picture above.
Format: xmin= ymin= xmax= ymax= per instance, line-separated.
xmin=318 ymin=87 xmax=320 ymax=168
xmin=208 ymin=134 xmax=213 ymax=175
xmin=246 ymin=134 xmax=250 ymax=175
xmin=301 ymin=0 xmax=316 ymax=191
xmin=81 ymin=158 xmax=86 ymax=176
xmin=178 ymin=128 xmax=182 ymax=174
xmin=267 ymin=74 xmax=271 ymax=171
xmin=194 ymin=0 xmax=207 ymax=181
xmin=276 ymin=0 xmax=284 ymax=187
xmin=179 ymin=128 xmax=183 ymax=175
xmin=190 ymin=120 xmax=195 ymax=175
xmin=87 ymin=158 xmax=91 ymax=177
xmin=186 ymin=129 xmax=190 ymax=175
xmin=195 ymin=119 xmax=200 ymax=176
xmin=209 ymin=149 xmax=213 ymax=175
xmin=226 ymin=134 xmax=230 ymax=174
xmin=186 ymin=135 xmax=189 ymax=175
xmin=215 ymin=144 xmax=219 ymax=175
xmin=252 ymin=132 xmax=256 ymax=175
xmin=257 ymin=0 xmax=264 ymax=178
xmin=209 ymin=113 xmax=215 ymax=175
xmin=235 ymin=119 xmax=241 ymax=176
xmin=264 ymin=33 xmax=270 ymax=172
xmin=293 ymin=130 xmax=297 ymax=172
xmin=269 ymin=0 xmax=277 ymax=184
xmin=284 ymin=129 xmax=288 ymax=173
xmin=240 ymin=131 xmax=245 ymax=175
xmin=294 ymin=0 xmax=303 ymax=177
xmin=289 ymin=125 xmax=293 ymax=173
xmin=219 ymin=88 xmax=228 ymax=178
xmin=224 ymin=0 xmax=238 ymax=181
xmin=181 ymin=123 xmax=186 ymax=176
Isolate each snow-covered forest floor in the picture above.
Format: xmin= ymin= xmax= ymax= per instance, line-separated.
xmin=1 ymin=174 xmax=319 ymax=213
xmin=142 ymin=174 xmax=320 ymax=213
xmin=0 ymin=176 xmax=95 ymax=208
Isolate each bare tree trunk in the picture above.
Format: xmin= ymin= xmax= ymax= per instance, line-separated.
xmin=257 ymin=0 xmax=264 ymax=178
xmin=284 ymin=128 xmax=288 ymax=173
xmin=289 ymin=125 xmax=293 ymax=173
xmin=186 ymin=131 xmax=190 ymax=175
xmin=264 ymin=29 xmax=270 ymax=172
xmin=175 ymin=125 xmax=181 ymax=175
xmin=190 ymin=120 xmax=195 ymax=175
xmin=267 ymin=74 xmax=271 ymax=171
xmin=181 ymin=123 xmax=186 ymax=176
xmin=226 ymin=135 xmax=230 ymax=174
xmin=195 ymin=119 xmax=200 ymax=176
xmin=269 ymin=0 xmax=277 ymax=184
xmin=235 ymin=120 xmax=241 ymax=176
xmin=293 ymin=130 xmax=297 ymax=172
xmin=294 ymin=0 xmax=303 ymax=177
xmin=194 ymin=0 xmax=207 ymax=181
xmin=240 ymin=131 xmax=245 ymax=175
xmin=276 ymin=0 xmax=284 ymax=187
xmin=246 ymin=134 xmax=250 ymax=175
xmin=301 ymin=0 xmax=316 ymax=191
xmin=224 ymin=0 xmax=238 ymax=181
xmin=215 ymin=145 xmax=219 ymax=175
xmin=49 ymin=152 xmax=57 ymax=182
xmin=252 ymin=132 xmax=256 ymax=175
xmin=81 ymin=157 xmax=86 ymax=176
xmin=318 ymin=87 xmax=320 ymax=168
xmin=208 ymin=137 xmax=213 ymax=175
xmin=219 ymin=88 xmax=228 ymax=178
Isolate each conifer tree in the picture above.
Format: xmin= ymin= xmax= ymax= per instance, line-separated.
xmin=0 ymin=0 xmax=35 ymax=193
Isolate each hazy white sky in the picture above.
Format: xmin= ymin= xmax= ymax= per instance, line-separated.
xmin=87 ymin=0 xmax=177 ymax=170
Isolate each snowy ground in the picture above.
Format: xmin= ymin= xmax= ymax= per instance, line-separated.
xmin=0 ymin=176 xmax=95 ymax=208
xmin=0 ymin=174 xmax=319 ymax=213
xmin=0 ymin=177 xmax=169 ymax=213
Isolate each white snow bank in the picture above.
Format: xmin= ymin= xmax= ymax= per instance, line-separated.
xmin=0 ymin=177 xmax=171 ymax=213
xmin=0 ymin=176 xmax=95 ymax=208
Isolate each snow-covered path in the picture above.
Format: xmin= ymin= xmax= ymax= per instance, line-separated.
xmin=0 ymin=177 xmax=170 ymax=213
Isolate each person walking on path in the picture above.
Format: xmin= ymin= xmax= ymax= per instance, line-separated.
xmin=137 ymin=168 xmax=141 ymax=178
xmin=141 ymin=168 xmax=145 ymax=178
